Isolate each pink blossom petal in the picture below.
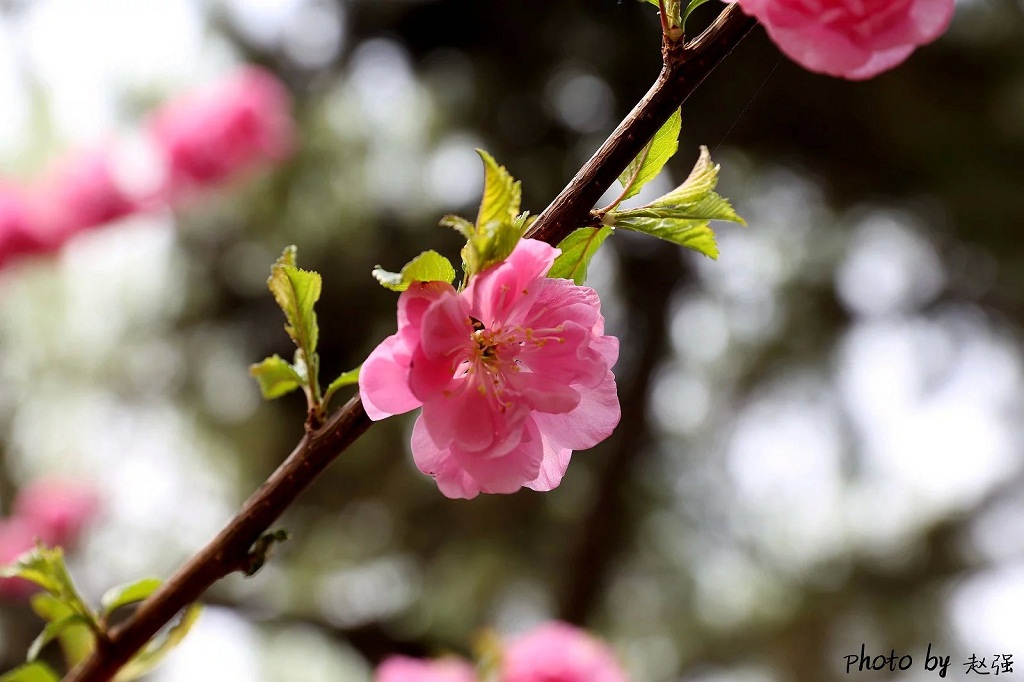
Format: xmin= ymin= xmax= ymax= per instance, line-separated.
xmin=360 ymin=335 xmax=420 ymax=420
xmin=505 ymin=371 xmax=581 ymax=414
xmin=734 ymin=0 xmax=954 ymax=80
xmin=466 ymin=239 xmax=558 ymax=326
xmin=450 ymin=416 xmax=545 ymax=494
xmin=524 ymin=435 xmax=573 ymax=492
xmin=411 ymin=416 xmax=483 ymax=499
xmin=527 ymin=278 xmax=602 ymax=332
xmin=419 ymin=292 xmax=474 ymax=360
xmin=502 ymin=621 xmax=628 ymax=682
xmin=533 ymin=370 xmax=620 ymax=451
xmin=375 ymin=655 xmax=477 ymax=682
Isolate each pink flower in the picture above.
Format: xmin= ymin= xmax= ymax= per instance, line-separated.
xmin=0 ymin=186 xmax=48 ymax=268
xmin=501 ymin=622 xmax=629 ymax=682
xmin=375 ymin=656 xmax=477 ymax=682
xmin=359 ymin=239 xmax=620 ymax=499
xmin=732 ymin=0 xmax=954 ymax=80
xmin=0 ymin=517 xmax=39 ymax=599
xmin=34 ymin=149 xmax=139 ymax=239
xmin=149 ymin=66 xmax=294 ymax=194
xmin=14 ymin=479 xmax=100 ymax=548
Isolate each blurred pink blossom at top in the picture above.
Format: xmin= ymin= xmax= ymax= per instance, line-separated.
xmin=0 ymin=479 xmax=100 ymax=600
xmin=14 ymin=479 xmax=101 ymax=548
xmin=149 ymin=66 xmax=294 ymax=195
xmin=32 ymin=149 xmax=139 ymax=240
xmin=0 ymin=66 xmax=294 ymax=272
xmin=731 ymin=0 xmax=954 ymax=79
xmin=501 ymin=622 xmax=629 ymax=682
xmin=0 ymin=517 xmax=40 ymax=599
xmin=375 ymin=655 xmax=477 ymax=682
xmin=359 ymin=238 xmax=620 ymax=499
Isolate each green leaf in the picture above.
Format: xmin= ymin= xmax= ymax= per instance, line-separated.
xmin=611 ymin=211 xmax=720 ymax=258
xmin=249 ymin=354 xmax=303 ymax=399
xmin=372 ymin=250 xmax=456 ymax=292
xmin=681 ymin=0 xmax=714 ymax=27
xmin=101 ymin=577 xmax=162 ymax=618
xmin=466 ymin=218 xmax=520 ymax=276
xmin=3 ymin=545 xmax=95 ymax=625
xmin=549 ymin=227 xmax=614 ymax=284
xmin=27 ymin=615 xmax=91 ymax=662
xmin=616 ymin=108 xmax=681 ymax=205
xmin=31 ymin=594 xmax=95 ymax=668
xmin=475 ymin=150 xmax=521 ymax=231
xmin=267 ymin=247 xmax=322 ymax=354
xmin=0 ymin=663 xmax=60 ymax=682
xmin=323 ymin=366 xmax=360 ymax=408
xmin=113 ymin=604 xmax=202 ymax=682
xmin=440 ymin=214 xmax=475 ymax=240
xmin=608 ymin=146 xmax=744 ymax=260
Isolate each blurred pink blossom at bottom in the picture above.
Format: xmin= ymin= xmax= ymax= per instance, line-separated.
xmin=373 ymin=621 xmax=628 ymax=682
xmin=501 ymin=622 xmax=629 ymax=682
xmin=375 ymin=655 xmax=477 ymax=682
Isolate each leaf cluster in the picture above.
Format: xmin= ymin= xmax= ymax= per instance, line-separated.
xmin=0 ymin=545 xmax=198 ymax=681
xmin=249 ymin=246 xmax=359 ymax=424
xmin=550 ymin=110 xmax=744 ymax=284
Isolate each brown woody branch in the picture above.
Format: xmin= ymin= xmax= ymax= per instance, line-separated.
xmin=66 ymin=6 xmax=756 ymax=680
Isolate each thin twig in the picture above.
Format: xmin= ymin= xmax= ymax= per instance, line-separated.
xmin=66 ymin=6 xmax=756 ymax=680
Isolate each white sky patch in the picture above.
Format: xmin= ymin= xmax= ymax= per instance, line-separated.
xmin=949 ymin=563 xmax=1024 ymax=654
xmin=838 ymin=314 xmax=1023 ymax=539
xmin=154 ymin=607 xmax=260 ymax=682
xmin=20 ymin=0 xmax=205 ymax=143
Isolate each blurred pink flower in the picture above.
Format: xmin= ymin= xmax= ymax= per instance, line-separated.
xmin=34 ymin=149 xmax=139 ymax=239
xmin=375 ymin=656 xmax=477 ymax=682
xmin=0 ymin=186 xmax=49 ymax=268
xmin=359 ymin=239 xmax=620 ymax=499
xmin=14 ymin=479 xmax=100 ymax=548
xmin=149 ymin=66 xmax=294 ymax=194
xmin=732 ymin=0 xmax=954 ymax=79
xmin=501 ymin=622 xmax=629 ymax=682
xmin=0 ymin=517 xmax=40 ymax=599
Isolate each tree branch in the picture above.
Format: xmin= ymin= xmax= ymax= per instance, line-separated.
xmin=66 ymin=6 xmax=756 ymax=680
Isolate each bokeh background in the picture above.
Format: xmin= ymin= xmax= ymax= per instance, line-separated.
xmin=1 ymin=0 xmax=1023 ymax=679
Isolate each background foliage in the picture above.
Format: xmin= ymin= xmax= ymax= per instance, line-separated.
xmin=1 ymin=0 xmax=1023 ymax=679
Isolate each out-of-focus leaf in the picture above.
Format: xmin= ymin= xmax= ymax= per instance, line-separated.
xmin=113 ymin=604 xmax=202 ymax=682
xmin=27 ymin=615 xmax=91 ymax=662
xmin=2 ymin=545 xmax=95 ymax=625
xmin=616 ymin=108 xmax=681 ymax=205
xmin=0 ymin=663 xmax=60 ymax=682
xmin=549 ymin=227 xmax=614 ymax=284
xmin=249 ymin=354 xmax=303 ymax=399
xmin=100 ymin=577 xmax=162 ymax=618
xmin=440 ymin=214 xmax=475 ymax=240
xmin=31 ymin=594 xmax=95 ymax=669
xmin=372 ymin=250 xmax=456 ymax=292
